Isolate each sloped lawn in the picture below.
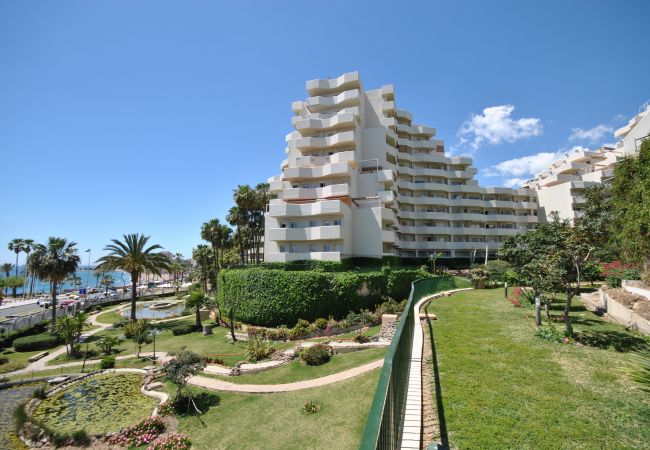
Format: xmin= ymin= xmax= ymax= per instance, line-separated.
xmin=426 ymin=288 xmax=650 ymax=449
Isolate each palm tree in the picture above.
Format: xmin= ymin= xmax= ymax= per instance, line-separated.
xmin=8 ymin=239 xmax=25 ymax=277
xmin=192 ymin=245 xmax=213 ymax=292
xmin=21 ymin=239 xmax=34 ymax=299
xmin=29 ymin=238 xmax=81 ymax=329
xmin=96 ymin=234 xmax=171 ymax=321
xmin=1 ymin=263 xmax=13 ymax=296
xmin=227 ymin=205 xmax=248 ymax=265
xmin=186 ymin=287 xmax=211 ymax=330
xmin=201 ymin=219 xmax=222 ymax=287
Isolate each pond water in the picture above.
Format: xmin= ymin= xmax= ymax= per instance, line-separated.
xmin=121 ymin=300 xmax=185 ymax=319
xmin=0 ymin=383 xmax=42 ymax=449
xmin=32 ymin=373 xmax=156 ymax=435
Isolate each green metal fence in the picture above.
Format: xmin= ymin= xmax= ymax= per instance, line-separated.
xmin=360 ymin=276 xmax=457 ymax=450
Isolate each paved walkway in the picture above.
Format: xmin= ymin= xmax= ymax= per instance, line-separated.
xmin=188 ymin=358 xmax=383 ymax=393
xmin=4 ymin=306 xmax=189 ymax=377
xmin=400 ymin=288 xmax=473 ymax=450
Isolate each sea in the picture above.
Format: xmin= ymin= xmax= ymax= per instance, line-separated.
xmin=1 ymin=269 xmax=132 ymax=295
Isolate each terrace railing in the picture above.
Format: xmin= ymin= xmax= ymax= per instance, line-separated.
xmin=360 ymin=276 xmax=456 ymax=450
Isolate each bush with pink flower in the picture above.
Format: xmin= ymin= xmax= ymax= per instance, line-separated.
xmin=107 ymin=416 xmax=166 ymax=447
xmin=147 ymin=432 xmax=192 ymax=450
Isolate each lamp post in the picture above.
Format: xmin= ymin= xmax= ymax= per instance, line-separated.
xmin=504 ymin=281 xmax=508 ymax=298
xmin=150 ymin=328 xmax=160 ymax=363
xmin=84 ymin=249 xmax=91 ymax=289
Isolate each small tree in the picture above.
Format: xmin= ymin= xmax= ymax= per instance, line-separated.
xmin=185 ymin=287 xmax=211 ymax=330
xmin=124 ymin=319 xmax=151 ymax=357
xmin=219 ymin=279 xmax=241 ymax=342
xmin=162 ymin=350 xmax=207 ymax=412
xmin=56 ymin=315 xmax=77 ymax=356
xmin=98 ymin=335 xmax=123 ymax=355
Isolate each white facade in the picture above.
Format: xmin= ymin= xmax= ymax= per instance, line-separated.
xmin=264 ymin=72 xmax=539 ymax=262
xmin=528 ymin=101 xmax=650 ymax=222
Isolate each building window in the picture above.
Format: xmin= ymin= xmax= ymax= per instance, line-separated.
xmin=279 ymin=245 xmax=287 ymax=253
xmin=334 ymin=219 xmax=342 ymax=226
xmin=289 ymin=222 xmax=297 ymax=228
xmin=323 ymin=219 xmax=331 ymax=226
xmin=323 ymin=244 xmax=331 ymax=252
xmin=289 ymin=245 xmax=298 ymax=253
xmin=309 ymin=220 xmax=317 ymax=227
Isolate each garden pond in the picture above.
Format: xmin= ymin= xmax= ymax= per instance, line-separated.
xmin=121 ymin=300 xmax=186 ymax=319
xmin=32 ymin=373 xmax=157 ymax=435
xmin=0 ymin=383 xmax=43 ymax=449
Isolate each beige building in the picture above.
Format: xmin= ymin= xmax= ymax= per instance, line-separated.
xmin=264 ymin=72 xmax=539 ymax=263
xmin=527 ymin=101 xmax=650 ymax=222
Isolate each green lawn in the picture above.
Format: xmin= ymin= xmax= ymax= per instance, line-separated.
xmin=0 ymin=348 xmax=45 ymax=374
xmin=206 ymin=347 xmax=386 ymax=385
xmin=94 ymin=307 xmax=125 ymax=325
xmin=176 ymin=370 xmax=380 ymax=450
xmin=48 ymin=318 xmax=293 ymax=367
xmin=426 ymin=288 xmax=650 ymax=450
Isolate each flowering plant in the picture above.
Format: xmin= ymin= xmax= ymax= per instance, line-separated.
xmin=147 ymin=432 xmax=192 ymax=450
xmin=108 ymin=416 xmax=166 ymax=447
xmin=157 ymin=401 xmax=176 ymax=417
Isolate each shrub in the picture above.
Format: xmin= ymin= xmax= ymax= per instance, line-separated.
xmin=469 ymin=268 xmax=489 ymax=288
xmin=300 ymin=343 xmax=332 ymax=366
xmin=303 ymin=400 xmax=321 ymax=414
xmin=601 ymin=261 xmax=641 ymax=287
xmin=484 ymin=260 xmax=511 ymax=283
xmin=97 ymin=335 xmax=122 ymax=355
xmin=100 ymin=356 xmax=116 ymax=369
xmin=354 ymin=334 xmax=370 ymax=344
xmin=170 ymin=323 xmax=196 ymax=336
xmin=0 ymin=321 xmax=49 ymax=350
xmin=147 ymin=432 xmax=192 ymax=450
xmin=314 ymin=318 xmax=328 ymax=330
xmin=108 ymin=416 xmax=166 ymax=447
xmin=244 ymin=336 xmax=275 ymax=362
xmin=384 ymin=267 xmax=431 ymax=299
xmin=156 ymin=401 xmax=176 ymax=417
xmin=13 ymin=333 xmax=60 ymax=352
xmin=71 ymin=429 xmax=91 ymax=446
xmin=534 ymin=324 xmax=564 ymax=343
xmin=33 ymin=386 xmax=47 ymax=399
xmin=0 ymin=357 xmax=8 ymax=366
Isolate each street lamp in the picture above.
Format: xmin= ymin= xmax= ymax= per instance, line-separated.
xmin=84 ymin=249 xmax=91 ymax=289
xmin=150 ymin=328 xmax=160 ymax=363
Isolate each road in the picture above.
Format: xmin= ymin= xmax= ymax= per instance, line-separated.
xmin=0 ymin=301 xmax=43 ymax=317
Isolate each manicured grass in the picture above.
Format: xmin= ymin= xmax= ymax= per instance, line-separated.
xmin=206 ymin=347 xmax=387 ymax=385
xmin=94 ymin=307 xmax=125 ymax=325
xmin=0 ymin=348 xmax=44 ymax=374
xmin=49 ymin=318 xmax=293 ymax=366
xmin=3 ymin=357 xmax=152 ymax=381
xmin=452 ymin=276 xmax=472 ymax=289
xmin=310 ymin=324 xmax=381 ymax=342
xmin=176 ymin=370 xmax=380 ymax=450
xmin=426 ymin=288 xmax=650 ymax=449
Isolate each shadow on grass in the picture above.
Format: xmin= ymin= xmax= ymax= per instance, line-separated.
xmin=575 ymin=330 xmax=649 ymax=353
xmin=176 ymin=392 xmax=221 ymax=417
xmin=425 ymin=312 xmax=449 ymax=450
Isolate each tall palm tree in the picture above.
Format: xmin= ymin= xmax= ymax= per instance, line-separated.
xmin=192 ymin=245 xmax=213 ymax=292
xmin=8 ymin=239 xmax=25 ymax=277
xmin=227 ymin=205 xmax=248 ymax=265
xmin=186 ymin=287 xmax=211 ymax=330
xmin=201 ymin=219 xmax=222 ymax=287
xmin=29 ymin=238 xmax=81 ymax=329
xmin=22 ymin=240 xmax=35 ymax=298
xmin=96 ymin=234 xmax=171 ymax=321
xmin=1 ymin=263 xmax=13 ymax=295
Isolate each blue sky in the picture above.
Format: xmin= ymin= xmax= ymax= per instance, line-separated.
xmin=1 ymin=0 xmax=648 ymax=265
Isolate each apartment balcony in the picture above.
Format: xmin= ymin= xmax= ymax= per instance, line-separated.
xmin=294 ymin=130 xmax=356 ymax=151
xmin=377 ymin=169 xmax=395 ymax=185
xmin=283 ymin=162 xmax=355 ymax=181
xmin=381 ymin=117 xmax=397 ymax=129
xmin=396 ymin=151 xmax=455 ymax=164
xmin=398 ymin=195 xmax=537 ymax=210
xmin=381 ymin=207 xmax=398 ymax=225
xmin=269 ymin=179 xmax=291 ymax=193
xmin=397 ymin=137 xmax=435 ymax=150
xmin=399 ymin=226 xmax=522 ymax=236
xmin=279 ymin=183 xmax=349 ymax=201
xmin=379 ymin=190 xmax=395 ymax=205
xmin=267 ymin=199 xmax=346 ymax=218
xmin=415 ymin=125 xmax=436 ymax=137
xmin=395 ymin=109 xmax=413 ymax=122
xmin=382 ymin=101 xmax=395 ymax=114
xmin=292 ymin=108 xmax=359 ymax=133
xmin=304 ymin=89 xmax=360 ymax=113
xmin=537 ymin=173 xmax=582 ymax=187
xmin=398 ymin=241 xmax=504 ymax=251
xmin=294 ymin=150 xmax=355 ymax=167
xmin=382 ymin=229 xmax=397 ymax=243
xmin=266 ymin=252 xmax=341 ymax=262
xmin=268 ymin=226 xmax=342 ymax=242
xmin=306 ymin=72 xmax=361 ymax=96
xmin=397 ymin=167 xmax=477 ymax=179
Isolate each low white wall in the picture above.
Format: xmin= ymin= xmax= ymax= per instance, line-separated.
xmin=602 ymin=291 xmax=650 ymax=335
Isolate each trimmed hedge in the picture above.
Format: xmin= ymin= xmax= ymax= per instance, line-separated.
xmin=0 ymin=322 xmax=50 ymax=350
xmin=13 ymin=333 xmax=61 ymax=352
xmin=170 ymin=323 xmax=196 ymax=336
xmin=216 ymin=267 xmax=433 ymax=327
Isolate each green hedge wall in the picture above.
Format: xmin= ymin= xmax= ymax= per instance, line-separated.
xmin=216 ymin=267 xmax=433 ymax=327
xmin=13 ymin=333 xmax=61 ymax=352
xmin=0 ymin=322 xmax=50 ymax=350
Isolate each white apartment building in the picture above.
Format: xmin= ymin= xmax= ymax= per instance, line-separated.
xmin=264 ymin=72 xmax=539 ymax=263
xmin=526 ymin=101 xmax=650 ymax=221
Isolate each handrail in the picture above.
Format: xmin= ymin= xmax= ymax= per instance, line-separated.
xmin=360 ymin=276 xmax=457 ymax=450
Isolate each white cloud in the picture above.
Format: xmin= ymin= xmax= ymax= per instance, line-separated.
xmin=483 ymin=145 xmax=590 ymax=188
xmin=503 ymin=178 xmax=529 ymax=188
xmin=569 ymin=124 xmax=613 ymax=142
xmin=458 ymin=105 xmax=543 ymax=150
